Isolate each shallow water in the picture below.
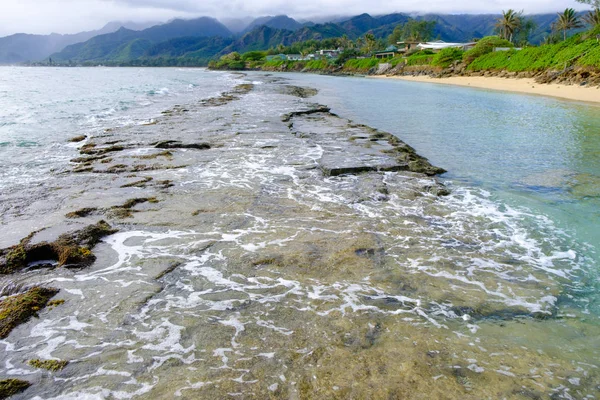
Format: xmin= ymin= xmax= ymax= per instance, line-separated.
xmin=0 ymin=67 xmax=599 ymax=399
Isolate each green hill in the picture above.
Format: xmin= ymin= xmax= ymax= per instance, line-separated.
xmin=52 ymin=17 xmax=232 ymax=63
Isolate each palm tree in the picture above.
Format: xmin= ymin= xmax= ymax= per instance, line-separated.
xmin=495 ymin=9 xmax=521 ymax=43
xmin=582 ymin=8 xmax=600 ymax=27
xmin=554 ymin=8 xmax=584 ymax=41
xmin=340 ymin=34 xmax=353 ymax=50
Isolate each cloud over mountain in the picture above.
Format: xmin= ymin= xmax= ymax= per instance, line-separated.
xmin=0 ymin=0 xmax=591 ymax=37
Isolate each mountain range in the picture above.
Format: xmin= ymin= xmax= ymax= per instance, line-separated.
xmin=0 ymin=21 xmax=157 ymax=64
xmin=0 ymin=12 xmax=572 ymax=65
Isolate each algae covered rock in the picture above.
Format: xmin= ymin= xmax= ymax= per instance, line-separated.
xmin=0 ymin=287 xmax=59 ymax=339
xmin=0 ymin=379 xmax=31 ymax=399
xmin=0 ymin=221 xmax=118 ymax=274
xmin=27 ymin=359 xmax=68 ymax=371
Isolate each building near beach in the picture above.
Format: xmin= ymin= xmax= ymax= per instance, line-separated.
xmin=375 ymin=45 xmax=399 ymax=59
xmin=416 ymin=40 xmax=476 ymax=51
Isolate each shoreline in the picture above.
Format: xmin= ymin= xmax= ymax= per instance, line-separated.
xmin=372 ymin=75 xmax=600 ymax=105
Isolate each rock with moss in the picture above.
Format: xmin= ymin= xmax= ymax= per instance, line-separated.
xmin=27 ymin=359 xmax=68 ymax=371
xmin=0 ymin=379 xmax=31 ymax=398
xmin=0 ymin=221 xmax=118 ymax=274
xmin=0 ymin=287 xmax=59 ymax=339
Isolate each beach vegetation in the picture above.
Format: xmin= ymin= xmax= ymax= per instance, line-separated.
xmin=582 ymin=8 xmax=600 ymax=27
xmin=241 ymin=51 xmax=267 ymax=62
xmin=343 ymin=58 xmax=380 ymax=72
xmin=495 ymin=9 xmax=522 ymax=43
xmin=553 ymin=8 xmax=584 ymax=40
xmin=463 ymin=36 xmax=514 ymax=64
xmin=468 ymin=28 xmax=600 ymax=71
xmin=431 ymin=48 xmax=465 ymax=68
xmin=208 ymin=52 xmax=245 ymax=70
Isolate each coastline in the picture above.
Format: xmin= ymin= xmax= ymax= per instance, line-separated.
xmin=372 ymin=75 xmax=600 ymax=105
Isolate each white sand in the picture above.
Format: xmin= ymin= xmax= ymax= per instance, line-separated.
xmin=372 ymin=75 xmax=600 ymax=105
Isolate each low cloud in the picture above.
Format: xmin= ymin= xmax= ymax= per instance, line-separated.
xmin=0 ymin=0 xmax=591 ymax=36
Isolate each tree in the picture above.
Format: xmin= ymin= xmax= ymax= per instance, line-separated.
xmin=362 ymin=33 xmax=378 ymax=55
xmin=495 ymin=9 xmax=522 ymax=43
xmin=355 ymin=37 xmax=364 ymax=52
xmin=553 ymin=8 xmax=584 ymax=41
xmin=338 ymin=35 xmax=351 ymax=50
xmin=582 ymin=7 xmax=600 ymax=26
xmin=514 ymin=16 xmax=537 ymax=46
xmin=575 ymin=0 xmax=600 ymax=9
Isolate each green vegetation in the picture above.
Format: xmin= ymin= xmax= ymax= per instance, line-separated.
xmin=208 ymin=52 xmax=245 ymax=70
xmin=468 ymin=27 xmax=600 ymax=71
xmin=343 ymin=58 xmax=380 ymax=72
xmin=463 ymin=36 xmax=514 ymax=64
xmin=554 ymin=8 xmax=584 ymax=41
xmin=209 ymin=23 xmax=599 ymax=81
xmin=0 ymin=287 xmax=59 ymax=339
xmin=0 ymin=379 xmax=31 ymax=398
xmin=388 ymin=20 xmax=437 ymax=44
xmin=495 ymin=9 xmax=522 ymax=43
xmin=28 ymin=359 xmax=69 ymax=372
xmin=405 ymin=50 xmax=435 ymax=66
xmin=431 ymin=48 xmax=464 ymax=67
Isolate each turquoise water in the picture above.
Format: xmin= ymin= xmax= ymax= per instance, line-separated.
xmin=282 ymin=72 xmax=600 ymax=303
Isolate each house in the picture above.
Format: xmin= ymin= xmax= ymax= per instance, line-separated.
xmin=318 ymin=49 xmax=341 ymax=58
xmin=396 ymin=41 xmax=422 ymax=53
xmin=265 ymin=54 xmax=287 ymax=62
xmin=286 ymin=54 xmax=304 ymax=61
xmin=375 ymin=45 xmax=399 ymax=59
xmin=416 ymin=41 xmax=476 ymax=52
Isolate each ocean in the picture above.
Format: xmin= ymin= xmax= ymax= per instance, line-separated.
xmin=0 ymin=66 xmax=599 ymax=399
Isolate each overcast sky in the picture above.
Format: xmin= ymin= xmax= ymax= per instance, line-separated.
xmin=0 ymin=0 xmax=591 ymax=37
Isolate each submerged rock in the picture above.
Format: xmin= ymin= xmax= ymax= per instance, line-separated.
xmin=0 ymin=287 xmax=59 ymax=339
xmin=0 ymin=379 xmax=31 ymax=398
xmin=0 ymin=220 xmax=117 ymax=274
xmin=154 ymin=141 xmax=210 ymax=150
xmin=27 ymin=359 xmax=68 ymax=372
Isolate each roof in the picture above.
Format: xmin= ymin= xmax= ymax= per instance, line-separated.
xmin=417 ymin=42 xmax=476 ymax=50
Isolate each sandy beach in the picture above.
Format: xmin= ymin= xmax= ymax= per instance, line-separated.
xmin=373 ymin=75 xmax=600 ymax=104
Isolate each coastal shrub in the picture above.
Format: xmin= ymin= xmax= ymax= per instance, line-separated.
xmin=405 ymin=53 xmax=435 ymax=66
xmin=467 ymin=50 xmax=514 ymax=71
xmin=503 ymin=47 xmax=545 ymax=71
xmin=335 ymin=49 xmax=360 ymax=66
xmin=343 ymin=58 xmax=380 ymax=72
xmin=431 ymin=48 xmax=464 ymax=68
xmin=578 ymin=45 xmax=600 ymax=68
xmin=304 ymin=59 xmax=330 ymax=70
xmin=212 ymin=52 xmax=245 ymax=70
xmin=242 ymin=51 xmax=267 ymax=62
xmin=389 ymin=56 xmax=405 ymax=67
xmin=463 ymin=36 xmax=514 ymax=65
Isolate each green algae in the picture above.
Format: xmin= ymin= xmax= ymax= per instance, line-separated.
xmin=0 ymin=221 xmax=117 ymax=274
xmin=0 ymin=287 xmax=59 ymax=339
xmin=27 ymin=359 xmax=68 ymax=372
xmin=109 ymin=198 xmax=159 ymax=219
xmin=0 ymin=379 xmax=31 ymax=398
xmin=65 ymin=207 xmax=98 ymax=218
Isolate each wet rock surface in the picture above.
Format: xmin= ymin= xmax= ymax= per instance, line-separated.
xmin=0 ymin=73 xmax=597 ymax=399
